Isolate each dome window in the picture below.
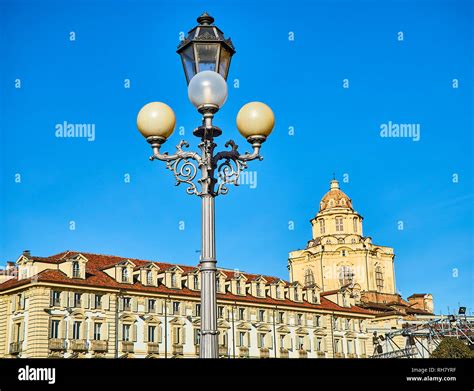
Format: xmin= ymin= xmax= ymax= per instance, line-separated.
xmin=319 ymin=219 xmax=325 ymax=234
xmin=335 ymin=217 xmax=344 ymax=232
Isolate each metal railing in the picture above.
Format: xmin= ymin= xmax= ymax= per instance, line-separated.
xmin=9 ymin=342 xmax=21 ymax=354
xmin=238 ymin=346 xmax=249 ymax=358
xmin=298 ymin=349 xmax=308 ymax=358
xmin=121 ymin=341 xmax=134 ymax=353
xmin=147 ymin=342 xmax=159 ymax=354
xmin=172 ymin=344 xmax=183 ymax=356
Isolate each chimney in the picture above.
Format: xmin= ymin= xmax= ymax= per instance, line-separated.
xmin=22 ymin=250 xmax=31 ymax=257
xmin=6 ymin=261 xmax=15 ymax=270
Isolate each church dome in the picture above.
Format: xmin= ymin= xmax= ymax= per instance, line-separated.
xmin=319 ymin=179 xmax=353 ymax=212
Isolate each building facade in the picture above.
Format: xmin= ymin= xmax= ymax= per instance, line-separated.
xmin=0 ymin=251 xmax=374 ymax=359
xmin=0 ymin=179 xmax=435 ymax=359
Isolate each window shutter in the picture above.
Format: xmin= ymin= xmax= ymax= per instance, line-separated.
xmin=132 ymin=324 xmax=137 ymax=342
xmin=49 ymin=291 xmax=53 ymax=307
xmin=257 ymin=334 xmax=262 ymax=348
xmin=118 ymin=297 xmax=124 ymax=311
xmin=19 ymin=322 xmax=25 ymax=342
xmin=118 ymin=323 xmax=123 ymax=341
xmin=60 ymin=320 xmax=67 ymax=339
xmin=236 ymin=333 xmax=241 ymax=347
xmin=180 ymin=302 xmax=186 ymax=316
xmin=103 ymin=294 xmax=110 ymax=310
xmin=132 ymin=298 xmax=138 ymax=312
xmin=158 ymin=325 xmax=162 ymax=343
xmin=143 ymin=324 xmax=148 ymax=343
xmin=181 ymin=326 xmax=186 ymax=344
xmin=192 ymin=304 xmax=197 ymax=317
xmin=21 ymin=293 xmax=26 ymax=310
xmin=218 ymin=330 xmax=223 ymax=345
xmin=90 ymin=294 xmax=95 ymax=309
xmin=157 ymin=300 xmax=163 ymax=314
xmin=103 ymin=323 xmax=109 ymax=341
xmin=247 ymin=332 xmax=250 ymax=347
xmin=304 ymin=336 xmax=310 ymax=351
xmin=60 ymin=291 xmax=67 ymax=307
xmin=88 ymin=322 xmax=93 ymax=340
xmin=68 ymin=292 xmax=74 ymax=308
xmin=83 ymin=294 xmax=89 ymax=309
xmin=167 ymin=302 xmax=173 ymax=315
xmin=83 ymin=321 xmax=88 ymax=340
xmin=266 ymin=333 xmax=273 ymax=349
xmin=67 ymin=319 xmax=74 ymax=339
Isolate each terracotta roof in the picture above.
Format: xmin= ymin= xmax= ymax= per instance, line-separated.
xmin=319 ymin=180 xmax=353 ymax=212
xmin=0 ymin=251 xmax=373 ymax=316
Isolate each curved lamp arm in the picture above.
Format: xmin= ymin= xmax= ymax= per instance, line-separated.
xmin=150 ymin=140 xmax=202 ymax=196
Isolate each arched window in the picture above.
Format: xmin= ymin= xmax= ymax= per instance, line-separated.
xmin=193 ymin=274 xmax=199 ymax=289
xmin=335 ymin=217 xmax=344 ymax=232
xmin=338 ymin=266 xmax=354 ymax=287
xmin=353 ymin=217 xmax=358 ymax=233
xmin=121 ymin=267 xmax=129 ymax=283
xmin=72 ymin=261 xmax=80 ymax=278
xmin=375 ymin=266 xmax=384 ymax=290
xmin=304 ymin=269 xmax=315 ymax=287
xmin=319 ymin=219 xmax=325 ymax=234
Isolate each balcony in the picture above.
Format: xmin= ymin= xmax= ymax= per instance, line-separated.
xmin=298 ymin=349 xmax=308 ymax=359
xmin=360 ymin=353 xmax=367 ymax=358
xmin=172 ymin=344 xmax=183 ymax=357
xmin=279 ymin=348 xmax=289 ymax=358
xmin=219 ymin=345 xmax=228 ymax=357
xmin=260 ymin=347 xmax=270 ymax=358
xmin=90 ymin=340 xmax=108 ymax=352
xmin=70 ymin=339 xmax=87 ymax=352
xmin=9 ymin=342 xmax=21 ymax=355
xmin=347 ymin=353 xmax=356 ymax=358
xmin=238 ymin=346 xmax=249 ymax=358
xmin=49 ymin=338 xmax=66 ymax=351
xmin=195 ymin=344 xmax=200 ymax=356
xmin=334 ymin=352 xmax=345 ymax=358
xmin=147 ymin=342 xmax=159 ymax=355
xmin=317 ymin=351 xmax=326 ymax=358
xmin=121 ymin=341 xmax=134 ymax=353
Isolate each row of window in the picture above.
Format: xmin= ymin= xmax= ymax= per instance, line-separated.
xmin=51 ymin=291 xmax=103 ymax=308
xmin=319 ymin=217 xmax=359 ymax=234
xmin=50 ymin=319 xmax=104 ymax=340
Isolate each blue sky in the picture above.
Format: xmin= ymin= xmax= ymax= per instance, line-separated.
xmin=0 ymin=0 xmax=472 ymax=314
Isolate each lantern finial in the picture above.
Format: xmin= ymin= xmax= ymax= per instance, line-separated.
xmin=197 ymin=12 xmax=214 ymax=25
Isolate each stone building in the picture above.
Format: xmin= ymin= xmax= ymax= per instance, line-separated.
xmin=0 ymin=179 xmax=434 ymax=359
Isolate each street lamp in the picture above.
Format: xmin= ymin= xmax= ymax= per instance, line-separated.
xmin=136 ymin=13 xmax=275 ymax=359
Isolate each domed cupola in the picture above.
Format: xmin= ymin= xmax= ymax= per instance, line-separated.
xmin=319 ymin=179 xmax=353 ymax=212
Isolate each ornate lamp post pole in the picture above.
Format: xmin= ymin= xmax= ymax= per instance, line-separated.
xmin=136 ymin=13 xmax=275 ymax=358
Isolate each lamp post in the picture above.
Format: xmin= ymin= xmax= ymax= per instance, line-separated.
xmin=136 ymin=13 xmax=275 ymax=358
